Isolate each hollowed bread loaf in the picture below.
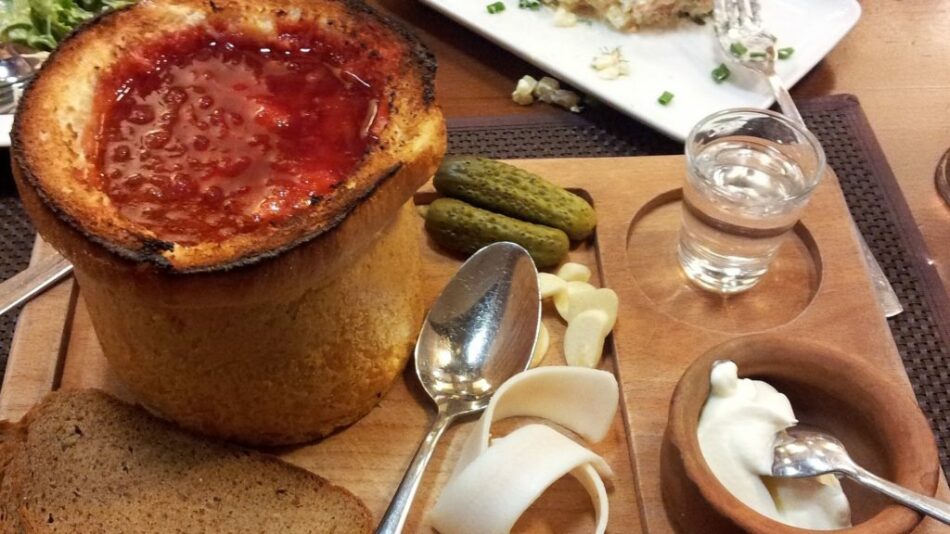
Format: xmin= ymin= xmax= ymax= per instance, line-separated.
xmin=12 ymin=0 xmax=446 ymax=445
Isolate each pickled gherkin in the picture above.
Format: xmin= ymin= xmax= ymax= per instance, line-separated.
xmin=434 ymin=156 xmax=597 ymax=241
xmin=425 ymin=198 xmax=569 ymax=267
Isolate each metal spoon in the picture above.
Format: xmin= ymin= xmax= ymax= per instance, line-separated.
xmin=772 ymin=428 xmax=950 ymax=524
xmin=376 ymin=242 xmax=540 ymax=534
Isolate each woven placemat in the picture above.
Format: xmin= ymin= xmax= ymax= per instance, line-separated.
xmin=0 ymin=95 xmax=947 ymax=471
xmin=445 ymin=96 xmax=950 ymax=472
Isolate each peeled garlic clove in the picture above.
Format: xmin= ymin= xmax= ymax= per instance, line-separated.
xmin=556 ymin=262 xmax=592 ymax=282
xmin=564 ymin=309 xmax=610 ymax=368
xmin=554 ymin=281 xmax=596 ymax=320
xmin=531 ymin=323 xmax=550 ymax=368
xmin=553 ymin=6 xmax=578 ymax=27
xmin=538 ymin=272 xmax=567 ymax=299
xmin=530 ymin=323 xmax=550 ymax=367
xmin=566 ymin=287 xmax=618 ymax=334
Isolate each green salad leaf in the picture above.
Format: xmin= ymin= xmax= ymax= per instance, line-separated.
xmin=1 ymin=0 xmax=135 ymax=51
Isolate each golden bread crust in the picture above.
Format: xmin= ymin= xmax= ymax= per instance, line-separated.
xmin=78 ymin=203 xmax=423 ymax=445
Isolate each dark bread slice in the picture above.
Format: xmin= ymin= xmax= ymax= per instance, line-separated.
xmin=0 ymin=389 xmax=372 ymax=533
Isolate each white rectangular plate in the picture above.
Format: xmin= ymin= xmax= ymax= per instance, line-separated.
xmin=1 ymin=115 xmax=13 ymax=148
xmin=419 ymin=0 xmax=860 ymax=140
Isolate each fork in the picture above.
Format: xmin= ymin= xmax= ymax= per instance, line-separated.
xmin=0 ymin=45 xmax=37 ymax=114
xmin=712 ymin=0 xmax=903 ymax=318
xmin=712 ymin=0 xmax=802 ymax=124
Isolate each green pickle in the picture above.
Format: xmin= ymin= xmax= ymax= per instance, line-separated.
xmin=425 ymin=198 xmax=569 ymax=267
xmin=434 ymin=156 xmax=597 ymax=241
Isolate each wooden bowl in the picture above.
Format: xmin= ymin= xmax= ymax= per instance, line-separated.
xmin=661 ymin=334 xmax=940 ymax=533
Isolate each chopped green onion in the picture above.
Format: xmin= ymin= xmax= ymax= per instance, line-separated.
xmin=518 ymin=0 xmax=540 ymax=9
xmin=729 ymin=42 xmax=748 ymax=57
xmin=749 ymin=51 xmax=767 ymax=59
xmin=712 ymin=63 xmax=731 ymax=83
xmin=778 ymin=47 xmax=794 ymax=60
xmin=487 ymin=1 xmax=505 ymax=13
xmin=658 ymin=91 xmax=674 ymax=105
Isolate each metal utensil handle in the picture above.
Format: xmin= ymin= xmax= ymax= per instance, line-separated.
xmin=376 ymin=408 xmax=457 ymax=534
xmin=765 ymin=72 xmax=903 ymax=317
xmin=848 ymin=466 xmax=950 ymax=525
xmin=0 ymin=254 xmax=73 ymax=316
xmin=766 ymin=73 xmax=804 ymax=125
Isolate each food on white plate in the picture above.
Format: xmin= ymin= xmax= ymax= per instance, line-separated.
xmin=531 ymin=322 xmax=551 ymax=366
xmin=425 ymin=198 xmax=570 ymax=267
xmin=486 ymin=0 xmax=506 ymax=13
xmin=511 ymin=74 xmax=582 ymax=112
xmin=12 ymin=0 xmax=445 ymax=445
xmin=553 ymin=280 xmax=596 ymax=320
xmin=712 ymin=62 xmax=731 ymax=83
xmin=556 ymin=261 xmax=592 ymax=282
xmin=545 ymin=0 xmax=712 ymax=32
xmin=590 ymin=47 xmax=630 ymax=80
xmin=0 ymin=389 xmax=372 ymax=533
xmin=698 ymin=361 xmax=852 ymax=530
xmin=553 ymin=6 xmax=578 ymax=27
xmin=430 ymin=367 xmax=619 ymax=534
xmin=434 ymin=156 xmax=597 ymax=240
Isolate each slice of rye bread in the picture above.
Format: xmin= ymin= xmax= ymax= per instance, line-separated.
xmin=0 ymin=389 xmax=372 ymax=533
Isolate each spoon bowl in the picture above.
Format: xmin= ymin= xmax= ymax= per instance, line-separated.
xmin=773 ymin=428 xmax=950 ymax=525
xmin=415 ymin=242 xmax=540 ymax=407
xmin=772 ymin=429 xmax=853 ymax=479
xmin=377 ymin=242 xmax=540 ymax=533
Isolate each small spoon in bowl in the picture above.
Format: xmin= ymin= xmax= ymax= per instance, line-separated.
xmin=376 ymin=242 xmax=540 ymax=534
xmin=772 ymin=428 xmax=950 ymax=524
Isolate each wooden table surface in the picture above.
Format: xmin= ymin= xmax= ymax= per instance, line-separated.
xmin=371 ymin=0 xmax=950 ymax=295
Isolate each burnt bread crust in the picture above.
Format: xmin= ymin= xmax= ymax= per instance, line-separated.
xmin=12 ymin=0 xmax=444 ymax=274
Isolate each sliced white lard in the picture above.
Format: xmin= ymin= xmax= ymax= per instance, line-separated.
xmin=430 ymin=367 xmax=619 ymax=534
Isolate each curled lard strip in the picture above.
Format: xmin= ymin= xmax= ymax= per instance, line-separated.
xmin=429 ymin=367 xmax=620 ymax=534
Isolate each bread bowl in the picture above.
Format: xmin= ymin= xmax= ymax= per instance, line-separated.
xmin=11 ymin=0 xmax=446 ymax=445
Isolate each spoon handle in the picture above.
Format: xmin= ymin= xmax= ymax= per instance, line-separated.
xmin=376 ymin=408 xmax=457 ymax=534
xmin=848 ymin=466 xmax=950 ymax=525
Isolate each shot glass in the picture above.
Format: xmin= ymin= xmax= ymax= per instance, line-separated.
xmin=678 ymin=108 xmax=825 ymax=294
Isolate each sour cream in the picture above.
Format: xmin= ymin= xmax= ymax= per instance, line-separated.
xmin=697 ymin=360 xmax=852 ymax=530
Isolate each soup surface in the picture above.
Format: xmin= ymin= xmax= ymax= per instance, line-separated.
xmin=93 ymin=26 xmax=387 ymax=244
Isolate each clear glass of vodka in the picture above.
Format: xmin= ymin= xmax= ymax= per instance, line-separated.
xmin=678 ymin=108 xmax=825 ymax=294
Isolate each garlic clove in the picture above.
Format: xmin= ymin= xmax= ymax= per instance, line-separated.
xmin=564 ymin=309 xmax=610 ymax=368
xmin=556 ymin=262 xmax=592 ymax=282
xmin=554 ymin=280 xmax=596 ymax=320
xmin=538 ymin=272 xmax=567 ymax=299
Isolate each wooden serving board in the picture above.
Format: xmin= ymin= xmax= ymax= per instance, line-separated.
xmin=0 ymin=156 xmax=946 ymax=533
